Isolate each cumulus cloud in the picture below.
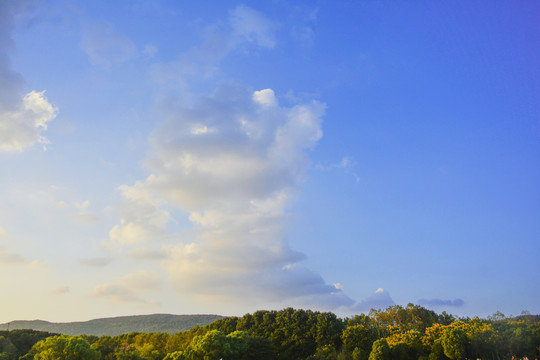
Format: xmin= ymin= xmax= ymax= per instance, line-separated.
xmin=110 ymin=84 xmax=353 ymax=309
xmin=352 ymin=288 xmax=395 ymax=312
xmin=0 ymin=3 xmax=57 ymax=152
xmin=80 ymin=20 xmax=138 ymax=67
xmin=0 ymin=90 xmax=57 ymax=152
xmin=92 ymin=270 xmax=160 ymax=304
xmin=418 ymin=298 xmax=465 ymax=307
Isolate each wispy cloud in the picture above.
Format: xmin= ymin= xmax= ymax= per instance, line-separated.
xmin=150 ymin=5 xmax=277 ymax=91
xmin=80 ymin=20 xmax=138 ymax=67
xmin=316 ymin=156 xmax=360 ymax=183
xmin=418 ymin=298 xmax=465 ymax=307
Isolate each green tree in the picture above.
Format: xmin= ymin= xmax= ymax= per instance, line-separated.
xmin=342 ymin=324 xmax=373 ymax=360
xmin=0 ymin=336 xmax=17 ymax=360
xmin=30 ymin=335 xmax=100 ymax=360
xmin=441 ymin=328 xmax=467 ymax=360
xmin=368 ymin=339 xmax=390 ymax=360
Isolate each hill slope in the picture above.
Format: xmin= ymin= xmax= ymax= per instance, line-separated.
xmin=0 ymin=314 xmax=223 ymax=336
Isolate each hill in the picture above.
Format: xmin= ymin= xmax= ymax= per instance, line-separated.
xmin=0 ymin=314 xmax=223 ymax=336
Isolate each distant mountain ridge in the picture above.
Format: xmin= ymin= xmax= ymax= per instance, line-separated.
xmin=0 ymin=314 xmax=223 ymax=336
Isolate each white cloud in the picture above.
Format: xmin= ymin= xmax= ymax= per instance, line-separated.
xmin=109 ymin=85 xmax=353 ymax=309
xmin=0 ymin=90 xmax=58 ymax=152
xmin=80 ymin=20 xmax=138 ymax=67
xmin=253 ymin=89 xmax=278 ymax=107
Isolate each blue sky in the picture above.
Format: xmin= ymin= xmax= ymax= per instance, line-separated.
xmin=0 ymin=0 xmax=538 ymax=323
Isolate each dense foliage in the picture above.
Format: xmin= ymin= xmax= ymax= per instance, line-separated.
xmin=2 ymin=305 xmax=538 ymax=360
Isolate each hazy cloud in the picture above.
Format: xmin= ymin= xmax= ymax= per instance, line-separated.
xmin=80 ymin=20 xmax=138 ymax=67
xmin=0 ymin=245 xmax=26 ymax=264
xmin=92 ymin=270 xmax=160 ymax=304
xmin=418 ymin=298 xmax=465 ymax=307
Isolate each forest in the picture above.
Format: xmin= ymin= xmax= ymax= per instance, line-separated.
xmin=0 ymin=304 xmax=538 ymax=360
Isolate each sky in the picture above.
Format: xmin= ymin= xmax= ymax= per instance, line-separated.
xmin=0 ymin=0 xmax=539 ymax=323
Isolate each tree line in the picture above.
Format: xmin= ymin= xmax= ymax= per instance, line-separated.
xmin=0 ymin=304 xmax=538 ymax=360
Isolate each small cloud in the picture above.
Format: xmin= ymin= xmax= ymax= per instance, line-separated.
xmin=316 ymin=156 xmax=360 ymax=183
xmin=418 ymin=298 xmax=465 ymax=307
xmin=352 ymin=288 xmax=395 ymax=312
xmin=80 ymin=257 xmax=112 ymax=267
xmin=253 ymin=89 xmax=277 ymax=107
xmin=191 ymin=125 xmax=215 ymax=135
xmin=52 ymin=286 xmax=70 ymax=295
xmin=333 ymin=283 xmax=344 ymax=291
